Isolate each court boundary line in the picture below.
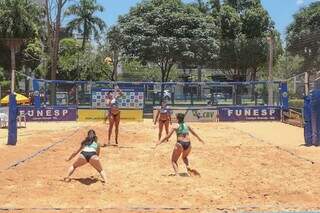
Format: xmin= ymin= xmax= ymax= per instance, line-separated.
xmin=3 ymin=124 xmax=99 ymax=171
xmin=233 ymin=127 xmax=316 ymax=164
xmin=0 ymin=127 xmax=82 ymax=140
xmin=0 ymin=206 xmax=319 ymax=212
xmin=0 ymin=207 xmax=198 ymax=212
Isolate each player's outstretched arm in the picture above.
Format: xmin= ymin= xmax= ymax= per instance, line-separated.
xmin=189 ymin=126 xmax=205 ymax=144
xmin=66 ymin=143 xmax=84 ymax=161
xmin=156 ymin=127 xmax=176 ymax=146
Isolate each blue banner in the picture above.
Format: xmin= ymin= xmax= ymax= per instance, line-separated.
xmin=219 ymin=106 xmax=281 ymax=121
xmin=17 ymin=106 xmax=77 ymax=122
xmin=92 ymin=85 xmax=144 ymax=109
xmin=280 ymin=82 xmax=289 ymax=110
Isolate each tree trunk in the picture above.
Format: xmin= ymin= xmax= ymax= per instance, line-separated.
xmin=160 ymin=67 xmax=166 ymax=103
xmin=24 ymin=66 xmax=31 ymax=95
xmin=82 ymin=36 xmax=86 ymax=50
xmin=197 ymin=65 xmax=202 ymax=100
xmin=197 ymin=65 xmax=202 ymax=82
xmin=235 ymin=68 xmax=241 ymax=105
xmin=112 ymin=50 xmax=119 ymax=81
xmin=82 ymin=21 xmax=87 ymax=50
xmin=165 ymin=67 xmax=171 ymax=82
xmin=50 ymin=0 xmax=64 ymax=105
xmin=45 ymin=0 xmax=53 ymax=78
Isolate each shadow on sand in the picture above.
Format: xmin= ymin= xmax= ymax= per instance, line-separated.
xmin=73 ymin=177 xmax=100 ymax=185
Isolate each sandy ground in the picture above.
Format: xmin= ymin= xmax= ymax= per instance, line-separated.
xmin=0 ymin=119 xmax=320 ymax=213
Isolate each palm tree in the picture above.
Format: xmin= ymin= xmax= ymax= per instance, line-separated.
xmin=65 ymin=0 xmax=106 ymax=49
xmin=0 ymin=0 xmax=40 ymax=145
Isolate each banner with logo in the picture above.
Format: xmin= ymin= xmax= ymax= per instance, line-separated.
xmin=91 ymin=85 xmax=144 ymax=109
xmin=153 ymin=107 xmax=218 ymax=122
xmin=18 ymin=106 xmax=77 ymax=121
xmin=219 ymin=106 xmax=281 ymax=121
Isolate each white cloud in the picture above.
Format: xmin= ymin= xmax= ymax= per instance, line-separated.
xmin=297 ymin=0 xmax=304 ymax=5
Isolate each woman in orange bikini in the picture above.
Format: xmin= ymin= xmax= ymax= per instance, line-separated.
xmin=154 ymin=101 xmax=172 ymax=140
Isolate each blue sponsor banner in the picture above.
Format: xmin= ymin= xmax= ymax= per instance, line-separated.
xmin=91 ymin=85 xmax=144 ymax=109
xmin=219 ymin=106 xmax=281 ymax=121
xmin=17 ymin=106 xmax=77 ymax=122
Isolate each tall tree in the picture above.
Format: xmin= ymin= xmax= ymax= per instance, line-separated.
xmin=117 ymin=0 xmax=219 ymax=83
xmin=216 ymin=0 xmax=277 ymax=81
xmin=217 ymin=4 xmax=242 ymax=77
xmin=286 ymin=2 xmax=320 ymax=91
xmin=240 ymin=4 xmax=277 ymax=81
xmin=65 ymin=0 xmax=106 ymax=49
xmin=0 ymin=0 xmax=41 ymax=92
xmin=45 ymin=0 xmax=69 ymax=104
xmin=106 ymin=26 xmax=123 ymax=81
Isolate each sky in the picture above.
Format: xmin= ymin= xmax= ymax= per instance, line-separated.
xmin=95 ymin=0 xmax=320 ymax=39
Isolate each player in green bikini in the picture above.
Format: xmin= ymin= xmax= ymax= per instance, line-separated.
xmin=156 ymin=113 xmax=205 ymax=176
xmin=65 ymin=129 xmax=107 ymax=183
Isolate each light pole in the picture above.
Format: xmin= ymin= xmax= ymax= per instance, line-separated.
xmin=267 ymin=36 xmax=274 ymax=106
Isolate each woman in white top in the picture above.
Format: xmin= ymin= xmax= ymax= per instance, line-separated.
xmin=65 ymin=129 xmax=106 ymax=183
xmin=103 ymin=85 xmax=123 ymax=146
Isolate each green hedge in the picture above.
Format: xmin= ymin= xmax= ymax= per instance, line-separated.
xmin=289 ymin=99 xmax=304 ymax=109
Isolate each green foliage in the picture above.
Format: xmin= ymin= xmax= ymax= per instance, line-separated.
xmin=120 ymin=59 xmax=179 ymax=82
xmin=219 ymin=5 xmax=241 ymax=39
xmin=0 ymin=66 xmax=10 ymax=96
xmin=117 ymin=0 xmax=219 ymax=82
xmin=0 ymin=0 xmax=42 ymax=72
xmin=120 ymin=60 xmax=161 ymax=82
xmin=286 ymin=2 xmax=320 ymax=74
xmin=24 ymin=39 xmax=43 ymax=58
xmin=273 ymin=54 xmax=304 ymax=79
xmin=224 ymin=0 xmax=260 ymax=12
xmin=3 ymin=0 xmax=314 ymax=86
xmin=22 ymin=38 xmax=48 ymax=78
xmin=189 ymin=0 xmax=211 ymax=14
xmin=107 ymin=26 xmax=123 ymax=53
xmin=58 ymin=38 xmax=112 ymax=81
xmin=0 ymin=0 xmax=41 ymax=39
xmin=289 ymin=99 xmax=304 ymax=109
xmin=0 ymin=66 xmax=6 ymax=81
xmin=216 ymin=0 xmax=277 ymax=80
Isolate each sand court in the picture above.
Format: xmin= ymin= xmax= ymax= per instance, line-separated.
xmin=0 ymin=120 xmax=319 ymax=212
